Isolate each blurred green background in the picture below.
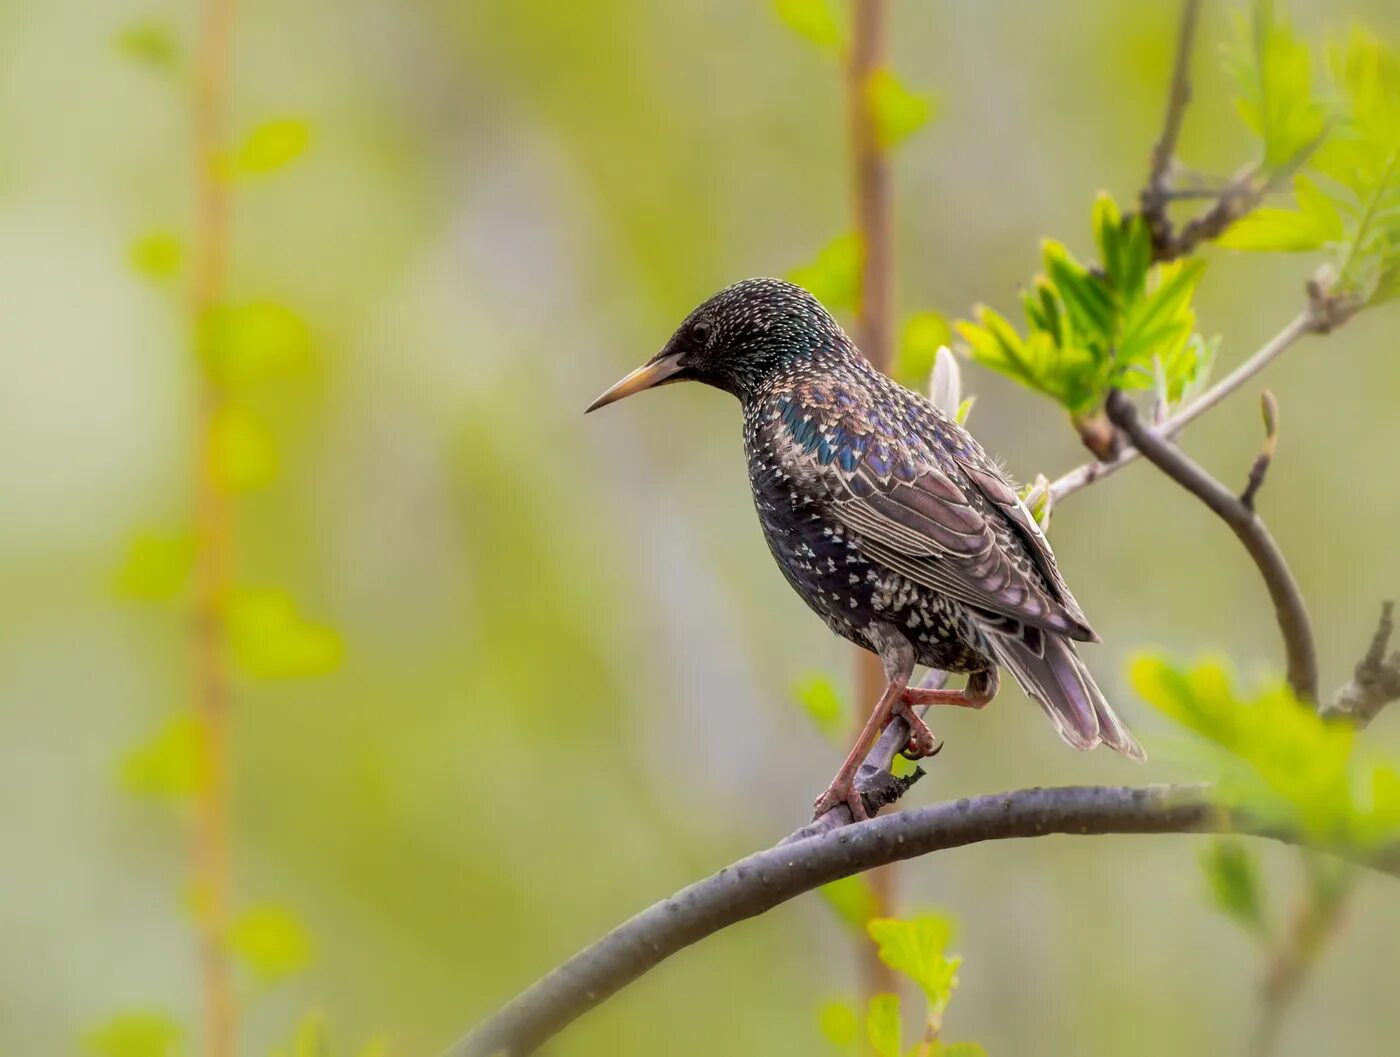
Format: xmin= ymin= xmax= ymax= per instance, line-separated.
xmin=3 ymin=1 xmax=1399 ymax=1055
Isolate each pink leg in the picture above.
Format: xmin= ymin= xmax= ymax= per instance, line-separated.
xmin=812 ymin=674 xmax=908 ymax=822
xmin=895 ymin=669 xmax=1000 ymax=757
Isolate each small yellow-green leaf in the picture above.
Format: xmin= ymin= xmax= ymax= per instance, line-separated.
xmin=119 ymin=714 xmax=205 ymax=800
xmin=114 ymin=21 xmax=178 ymax=69
xmin=114 ymin=530 xmax=195 ymax=601
xmin=772 ymin=0 xmax=842 ymax=49
xmin=894 ymin=310 xmax=952 ymax=388
xmin=865 ymin=994 xmax=903 ymax=1057
xmin=794 ymin=671 xmax=848 ymax=744
xmin=231 ymin=905 xmax=314 ymax=984
xmin=353 ymin=1038 xmax=390 ymax=1057
xmin=867 ymin=914 xmax=961 ymax=1013
xmin=866 ymin=69 xmax=936 ymax=150
xmin=819 ymin=874 xmax=877 ymax=931
xmin=128 ymin=231 xmax=182 ymax=281
xmin=227 ymin=588 xmax=345 ymax=679
xmin=1200 ymin=837 xmax=1268 ymax=935
xmin=233 ymin=118 xmax=312 ymax=176
xmin=200 ymin=301 xmax=313 ymax=387
xmin=818 ymin=999 xmax=860 ymax=1050
xmin=789 ymin=233 xmax=862 ymax=311
xmin=210 ymin=405 xmax=279 ymax=492
xmin=83 ymin=1011 xmax=181 ymax=1057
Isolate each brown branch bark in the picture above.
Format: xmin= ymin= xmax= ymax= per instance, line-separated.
xmin=1140 ymin=0 xmax=1202 ymax=251
xmin=447 ymin=785 xmax=1400 ymax=1057
xmin=1322 ymin=603 xmax=1400 ymax=728
xmin=1103 ymin=389 xmax=1318 ymax=703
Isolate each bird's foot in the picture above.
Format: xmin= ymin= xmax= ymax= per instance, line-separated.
xmin=892 ymin=698 xmax=940 ymax=759
xmin=812 ymin=776 xmax=868 ymax=822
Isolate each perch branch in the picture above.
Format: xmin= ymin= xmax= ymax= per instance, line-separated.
xmin=1104 ymin=389 xmax=1317 ymax=703
xmin=1322 ymin=603 xmax=1400 ymax=728
xmin=448 ymin=785 xmax=1400 ymax=1057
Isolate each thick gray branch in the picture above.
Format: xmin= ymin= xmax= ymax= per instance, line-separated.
xmin=448 ymin=785 xmax=1400 ymax=1057
xmin=1104 ymin=389 xmax=1318 ymax=702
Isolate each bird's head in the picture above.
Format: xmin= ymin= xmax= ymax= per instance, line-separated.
xmin=586 ymin=278 xmax=846 ymax=412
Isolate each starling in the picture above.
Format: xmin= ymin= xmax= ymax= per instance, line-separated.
xmin=587 ymin=278 xmax=1143 ymax=821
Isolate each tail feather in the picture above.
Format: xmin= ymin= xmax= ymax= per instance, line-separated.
xmin=989 ymin=626 xmax=1145 ymax=761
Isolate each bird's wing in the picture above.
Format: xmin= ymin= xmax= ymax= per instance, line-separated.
xmin=760 ymin=377 xmax=1096 ymax=640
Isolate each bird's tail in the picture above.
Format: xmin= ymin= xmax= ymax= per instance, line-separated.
xmin=988 ymin=625 xmax=1145 ymax=761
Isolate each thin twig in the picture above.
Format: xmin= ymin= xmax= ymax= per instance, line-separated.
xmin=1321 ymin=603 xmax=1400 ymax=727
xmin=1050 ymin=308 xmax=1317 ymax=505
xmin=1140 ymin=0 xmax=1203 ymax=250
xmin=447 ymin=785 xmax=1400 ymax=1057
xmin=1104 ymin=390 xmax=1317 ymax=703
xmin=1239 ymin=390 xmax=1279 ymax=511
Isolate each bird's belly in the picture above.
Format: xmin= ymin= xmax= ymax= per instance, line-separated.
xmin=751 ymin=492 xmax=991 ymax=673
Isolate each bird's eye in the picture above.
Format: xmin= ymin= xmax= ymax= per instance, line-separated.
xmin=690 ymin=321 xmax=712 ymax=344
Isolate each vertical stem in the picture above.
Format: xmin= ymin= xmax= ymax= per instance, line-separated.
xmin=846 ymin=0 xmax=900 ymax=1007
xmin=191 ymin=1 xmax=237 ymax=1055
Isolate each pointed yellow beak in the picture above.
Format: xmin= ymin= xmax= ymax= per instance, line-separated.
xmin=584 ymin=355 xmax=686 ymax=413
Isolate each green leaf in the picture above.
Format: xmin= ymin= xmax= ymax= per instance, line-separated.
xmin=819 ymin=875 xmax=878 ymax=931
xmin=353 ymin=1039 xmax=390 ymax=1057
xmin=200 ymin=302 xmax=313 ymax=387
xmin=867 ymin=915 xmax=961 ymax=1014
xmin=896 ymin=310 xmax=953 ymax=389
xmin=1223 ymin=0 xmax=1329 ymax=169
xmin=232 ymin=118 xmax=312 ymax=176
xmin=865 ymin=994 xmax=903 ymax=1057
xmin=936 ymin=1045 xmax=989 ymax=1057
xmin=210 ymin=405 xmax=279 ymax=492
xmin=793 ymin=672 xmax=848 ymax=744
xmin=773 ymin=0 xmax=842 ymax=49
xmin=789 ymin=233 xmax=862 ymax=312
xmin=119 ymin=714 xmax=204 ymax=800
xmin=114 ymin=21 xmax=178 ymax=70
xmin=114 ymin=530 xmax=195 ymax=601
xmin=230 ymin=905 xmax=314 ymax=984
xmin=128 ymin=231 xmax=182 ymax=280
xmin=1200 ymin=837 xmax=1268 ymax=936
xmin=227 ymin=588 xmax=345 ymax=679
xmin=866 ymin=69 xmax=936 ymax=150
xmin=83 ymin=1012 xmax=182 ymax=1057
xmin=1117 ymin=258 xmax=1206 ymax=377
xmin=818 ymin=999 xmax=861 ymax=1051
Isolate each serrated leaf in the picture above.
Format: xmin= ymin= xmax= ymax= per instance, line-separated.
xmin=867 ymin=915 xmax=961 ymax=1014
xmin=232 ymin=118 xmax=312 ymax=176
xmin=114 ymin=530 xmax=195 ymax=601
xmin=794 ymin=672 xmax=848 ymax=744
xmin=83 ymin=1011 xmax=181 ymax=1057
xmin=128 ymin=231 xmax=182 ymax=280
xmin=119 ymin=714 xmax=205 ymax=800
xmin=819 ymin=875 xmax=878 ymax=931
xmin=230 ymin=905 xmax=314 ymax=984
xmin=865 ymin=994 xmax=903 ymax=1057
xmin=790 ymin=233 xmax=862 ymax=311
xmin=896 ymin=311 xmax=952 ymax=388
xmin=200 ymin=302 xmax=313 ymax=387
xmin=866 ymin=69 xmax=936 ymax=150
xmin=1223 ymin=1 xmax=1330 ymax=169
xmin=114 ymin=21 xmax=178 ymax=70
xmin=773 ymin=0 xmax=842 ymax=49
xmin=227 ymin=588 xmax=344 ymax=679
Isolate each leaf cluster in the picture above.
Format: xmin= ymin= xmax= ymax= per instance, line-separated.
xmin=957 ymin=195 xmax=1211 ymax=415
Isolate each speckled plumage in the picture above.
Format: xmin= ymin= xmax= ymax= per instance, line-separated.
xmin=591 ymin=278 xmax=1143 ymax=766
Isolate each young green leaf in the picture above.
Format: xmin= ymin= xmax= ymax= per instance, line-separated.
xmin=210 ymin=405 xmax=279 ymax=492
xmin=230 ymin=905 xmax=315 ymax=984
xmin=200 ymin=301 xmax=313 ymax=387
xmin=1223 ymin=0 xmax=1329 ymax=169
xmin=866 ymin=69 xmax=936 ymax=150
xmin=865 ymin=994 xmax=904 ymax=1057
xmin=83 ymin=1011 xmax=182 ymax=1057
xmin=818 ymin=999 xmax=861 ymax=1051
xmin=819 ymin=875 xmax=878 ymax=931
xmin=119 ymin=714 xmax=204 ymax=800
xmin=128 ymin=231 xmax=182 ymax=281
xmin=1200 ymin=837 xmax=1269 ymax=936
xmin=227 ymin=588 xmax=345 ymax=679
xmin=867 ymin=914 xmax=962 ymax=1015
xmin=773 ymin=0 xmax=842 ymax=49
xmin=114 ymin=530 xmax=195 ymax=602
xmin=232 ymin=118 xmax=312 ymax=176
xmin=794 ymin=672 xmax=849 ymax=744
xmin=114 ymin=21 xmax=178 ymax=70
xmin=789 ymin=233 xmax=862 ymax=312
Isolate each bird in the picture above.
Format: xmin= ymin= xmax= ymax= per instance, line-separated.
xmin=586 ymin=278 xmax=1143 ymax=821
